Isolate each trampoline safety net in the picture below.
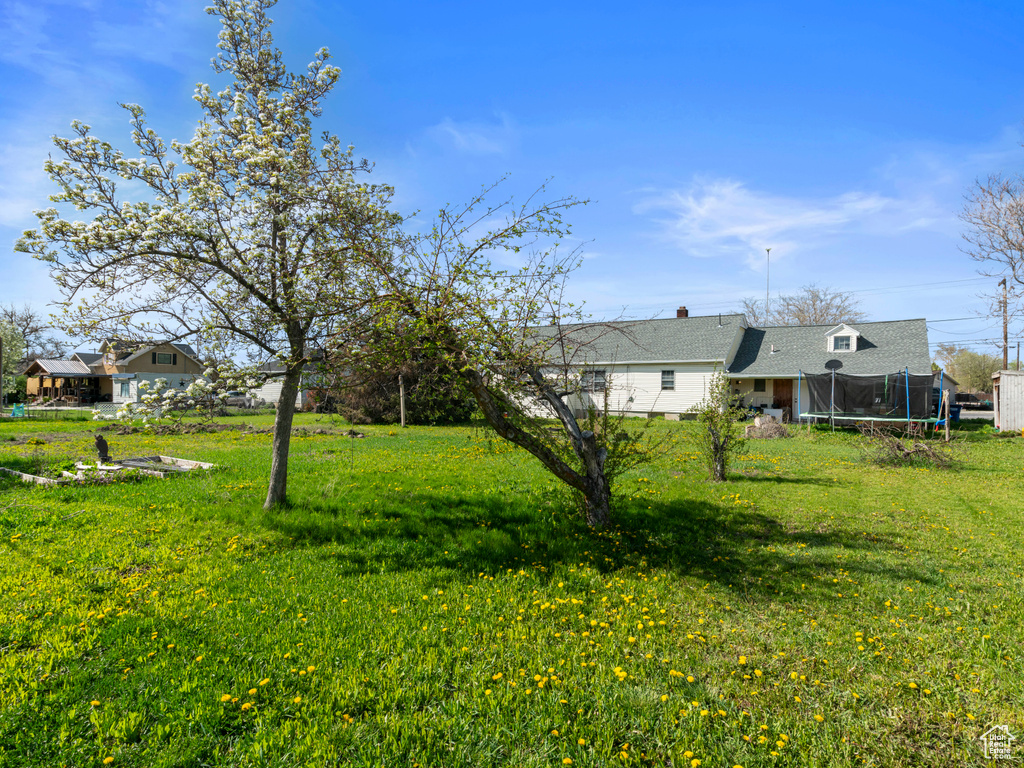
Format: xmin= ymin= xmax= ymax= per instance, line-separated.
xmin=801 ymin=371 xmax=932 ymax=420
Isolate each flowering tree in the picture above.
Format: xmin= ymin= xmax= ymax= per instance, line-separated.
xmin=94 ymin=364 xmax=262 ymax=427
xmin=0 ymin=320 xmax=25 ymax=403
xmin=17 ymin=0 xmax=399 ymax=508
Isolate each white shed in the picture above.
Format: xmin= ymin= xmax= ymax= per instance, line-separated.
xmin=992 ymin=370 xmax=1024 ymax=431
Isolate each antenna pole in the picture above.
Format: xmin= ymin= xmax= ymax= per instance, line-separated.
xmin=765 ymin=248 xmax=772 ymax=323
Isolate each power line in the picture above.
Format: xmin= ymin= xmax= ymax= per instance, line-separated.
xmin=610 ymin=276 xmax=994 ymax=316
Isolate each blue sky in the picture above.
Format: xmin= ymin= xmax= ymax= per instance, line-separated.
xmin=2 ymin=0 xmax=1024 ymax=357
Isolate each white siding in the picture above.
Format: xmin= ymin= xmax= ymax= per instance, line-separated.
xmin=570 ymin=363 xmax=719 ymax=417
xmin=731 ymin=377 xmax=774 ymax=409
xmin=994 ymin=371 xmax=1024 ymax=431
xmin=113 ymin=372 xmax=204 ymax=404
xmin=255 ymin=379 xmax=307 ymax=408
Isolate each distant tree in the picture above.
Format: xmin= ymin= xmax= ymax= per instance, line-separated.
xmin=0 ymin=320 xmax=26 ymax=401
xmin=934 ymin=343 xmax=1001 ymax=393
xmin=961 ymin=174 xmax=1024 ymax=299
xmin=324 ymin=355 xmax=477 ymax=425
xmin=960 ymin=173 xmax=1024 ymax=343
xmin=743 ymin=284 xmax=867 ymax=327
xmin=0 ymin=304 xmax=68 ymax=360
xmin=16 ymin=0 xmax=400 ymax=509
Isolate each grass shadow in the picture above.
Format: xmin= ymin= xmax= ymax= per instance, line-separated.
xmin=251 ymin=486 xmax=935 ymax=601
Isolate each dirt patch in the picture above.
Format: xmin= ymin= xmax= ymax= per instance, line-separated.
xmin=103 ymin=423 xmax=247 ymax=435
xmin=3 ymin=433 xmax=77 ymax=446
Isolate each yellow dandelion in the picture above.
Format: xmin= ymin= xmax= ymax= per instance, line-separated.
xmin=220 ymin=694 xmax=231 ymax=702
xmin=248 ymin=688 xmax=257 ymax=696
xmin=686 ymin=675 xmax=695 ymax=683
xmin=103 ymin=759 xmax=114 ymax=765
xmin=91 ymin=700 xmax=100 ymax=706
xmin=578 ymin=738 xmax=586 ymax=745
xmin=908 ymin=682 xmax=918 ymax=689
xmin=307 ymin=666 xmax=315 ymax=673
xmin=738 ymin=655 xmax=747 ymax=665
xmin=484 ymin=689 xmax=492 ymax=696
xmin=551 ymin=729 xmax=559 ymax=736
xmin=293 ymin=696 xmax=302 ymax=704
xmin=259 ymin=678 xmax=270 ymax=686
xmin=241 ymin=702 xmax=252 ymax=711
xmin=814 ymin=714 xmax=824 ymax=722
xmin=563 ymin=759 xmax=573 ymax=765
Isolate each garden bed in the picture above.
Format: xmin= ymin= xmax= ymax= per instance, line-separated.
xmin=0 ymin=454 xmax=216 ymax=485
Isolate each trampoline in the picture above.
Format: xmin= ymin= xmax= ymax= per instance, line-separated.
xmin=797 ymin=368 xmax=936 ymax=430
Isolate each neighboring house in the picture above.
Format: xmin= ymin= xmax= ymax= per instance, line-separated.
xmin=552 ymin=308 xmax=933 ymax=420
xmin=933 ymin=370 xmax=958 ymax=412
xmin=253 ymin=361 xmax=320 ymax=409
xmin=553 ymin=310 xmax=748 ymax=419
xmin=23 ymin=341 xmax=205 ymax=404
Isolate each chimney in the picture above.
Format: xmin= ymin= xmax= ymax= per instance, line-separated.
xmin=676 ymin=306 xmax=689 ymax=318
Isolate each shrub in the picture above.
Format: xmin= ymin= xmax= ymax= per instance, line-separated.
xmin=689 ymin=371 xmax=746 ymax=481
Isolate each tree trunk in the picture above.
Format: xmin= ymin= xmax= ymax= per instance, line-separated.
xmin=459 ymin=365 xmax=614 ymax=527
xmin=264 ymin=368 xmax=301 ymax=509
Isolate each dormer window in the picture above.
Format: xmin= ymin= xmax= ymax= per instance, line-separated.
xmin=826 ymin=324 xmax=861 ymax=353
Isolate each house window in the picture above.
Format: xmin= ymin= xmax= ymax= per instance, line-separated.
xmin=581 ymin=370 xmax=606 ymax=392
xmin=833 ymin=335 xmax=852 ymax=351
xmin=119 ymin=381 xmax=130 ymax=398
xmin=155 ymin=352 xmax=174 ymax=365
xmin=661 ymin=370 xmax=675 ymax=390
xmin=753 ymin=379 xmax=766 ymax=392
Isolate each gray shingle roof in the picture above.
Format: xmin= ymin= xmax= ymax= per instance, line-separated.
xmin=539 ymin=314 xmax=747 ymax=364
xmin=727 ymin=319 xmax=932 ymax=376
xmin=72 ymin=352 xmax=102 ymax=365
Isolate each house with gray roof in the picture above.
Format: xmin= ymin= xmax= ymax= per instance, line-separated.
xmin=727 ymin=319 xmax=933 ymax=415
xmin=556 ymin=308 xmax=933 ymax=420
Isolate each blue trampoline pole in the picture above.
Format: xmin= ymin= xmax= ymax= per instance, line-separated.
xmin=905 ymin=367 xmax=911 ymax=430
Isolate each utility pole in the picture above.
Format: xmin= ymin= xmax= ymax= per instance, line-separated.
xmin=0 ymin=334 xmax=4 ymax=413
xmin=765 ymin=247 xmax=772 ymax=322
xmin=999 ymin=278 xmax=1008 ymax=370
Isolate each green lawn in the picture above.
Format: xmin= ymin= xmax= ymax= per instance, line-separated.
xmin=0 ymin=415 xmax=1021 ymax=767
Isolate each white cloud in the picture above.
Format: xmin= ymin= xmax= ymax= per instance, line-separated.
xmin=635 ymin=177 xmax=945 ymax=269
xmin=426 ymin=114 xmax=516 ymax=155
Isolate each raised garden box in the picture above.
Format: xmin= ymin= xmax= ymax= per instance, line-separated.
xmin=0 ymin=455 xmax=216 ymax=485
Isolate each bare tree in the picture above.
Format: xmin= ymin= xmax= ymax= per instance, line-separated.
xmin=960 ymin=173 xmax=1024 ymax=329
xmin=357 ymin=182 xmax=658 ymax=527
xmin=743 ymin=284 xmax=867 ymax=326
xmin=0 ymin=304 xmax=68 ymax=360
